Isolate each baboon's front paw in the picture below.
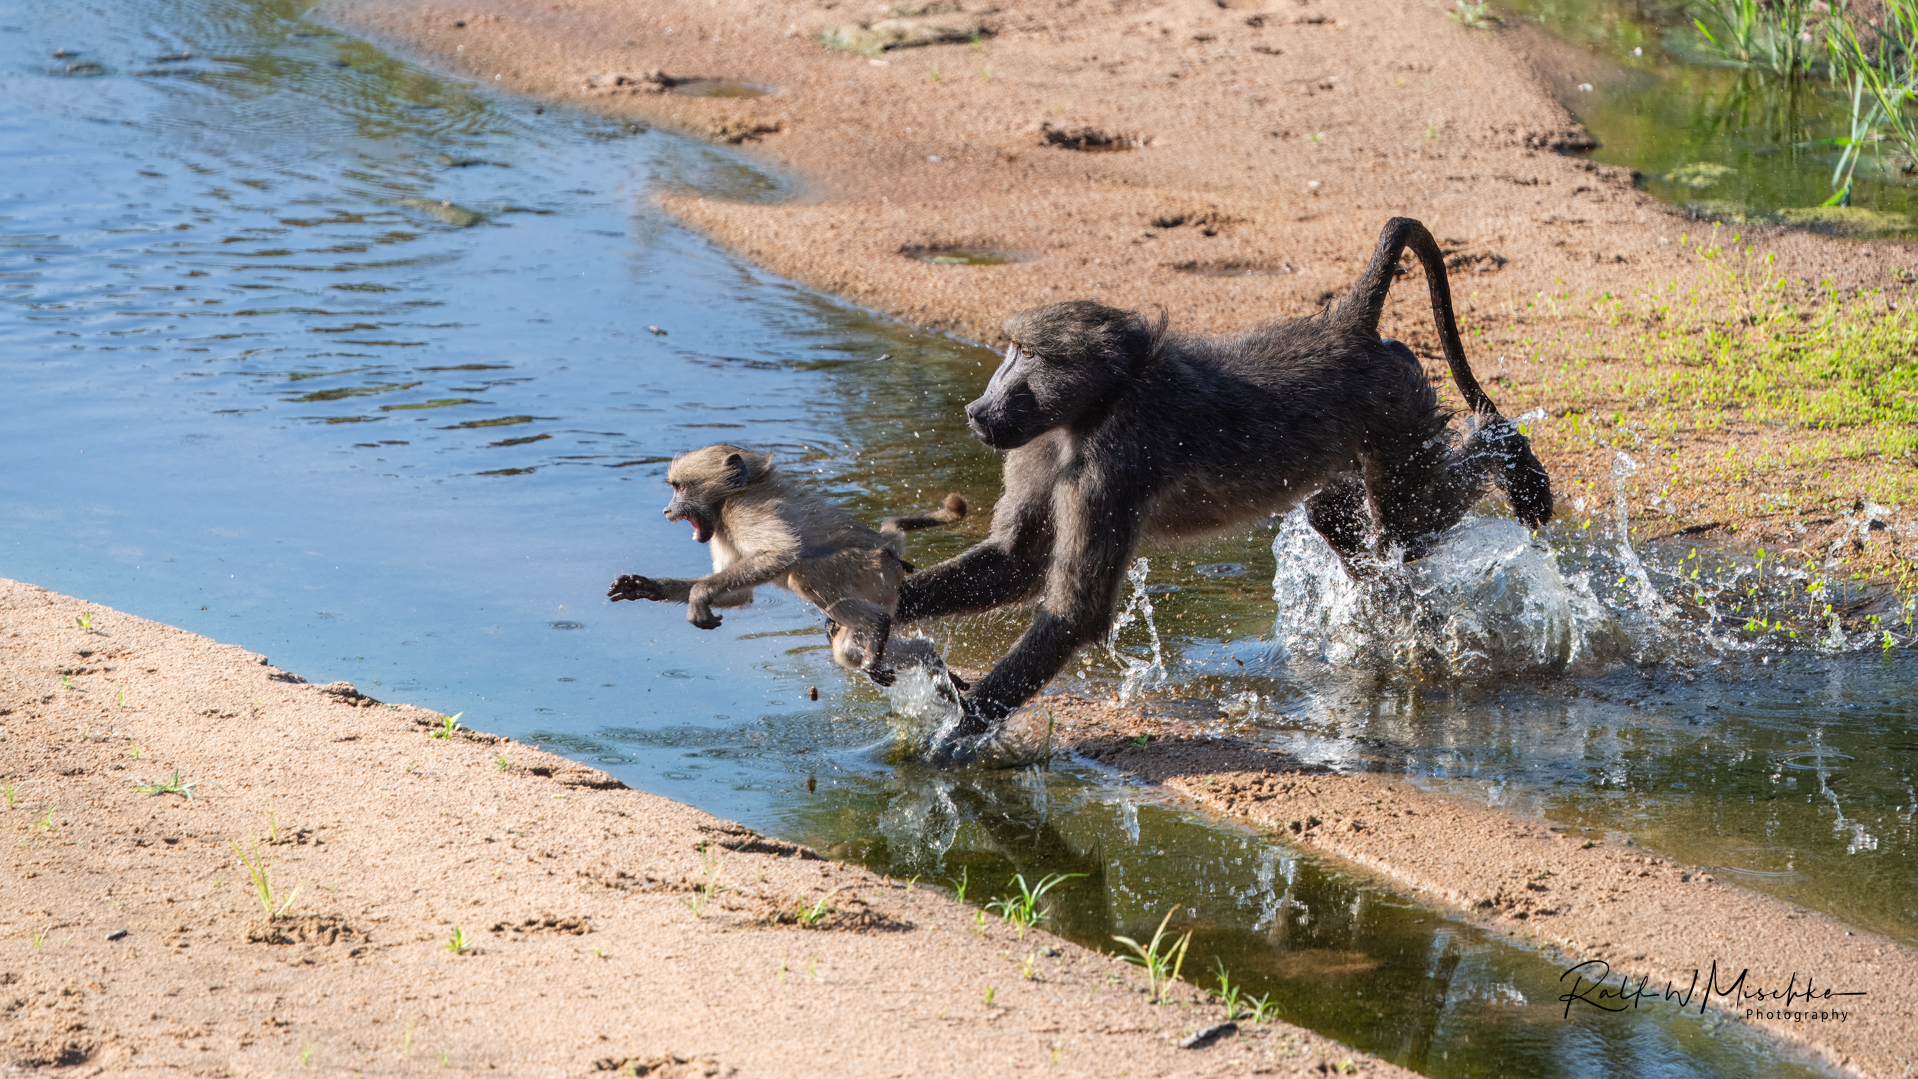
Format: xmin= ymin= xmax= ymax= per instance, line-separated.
xmin=608 ymin=574 xmax=665 ymax=602
xmin=866 ymin=666 xmax=897 ymax=687
xmin=950 ymin=695 xmax=997 ymax=739
xmin=688 ymin=609 xmax=723 ymax=630
xmin=925 ymin=699 xmax=998 ymax=766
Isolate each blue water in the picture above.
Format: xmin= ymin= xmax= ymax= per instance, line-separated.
xmin=0 ymin=2 xmax=1885 ymax=1075
xmin=0 ymin=0 xmax=1013 ymax=825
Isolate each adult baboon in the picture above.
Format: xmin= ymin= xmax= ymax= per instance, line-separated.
xmin=607 ymin=444 xmax=966 ymax=685
xmin=897 ymin=216 xmax=1552 ymax=747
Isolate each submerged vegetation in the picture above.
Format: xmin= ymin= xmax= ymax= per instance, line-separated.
xmin=1827 ymin=3 xmax=1918 ymax=198
xmin=1690 ymin=0 xmax=1824 ymax=77
xmin=1679 ymin=0 xmax=1918 ymax=201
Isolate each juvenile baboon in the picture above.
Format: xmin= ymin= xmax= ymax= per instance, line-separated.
xmin=607 ymin=444 xmax=966 ymax=685
xmin=897 ymin=216 xmax=1552 ymax=749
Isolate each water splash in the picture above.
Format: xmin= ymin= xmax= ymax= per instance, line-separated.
xmin=1106 ymin=557 xmax=1168 ymax=703
xmin=874 ymin=637 xmax=1054 ymax=766
xmin=1610 ymin=451 xmax=1675 ymax=617
xmin=1270 ymin=510 xmax=1629 ymax=685
xmin=1266 ymin=432 xmax=1906 ymax=686
xmin=873 ymin=636 xmax=968 ymax=747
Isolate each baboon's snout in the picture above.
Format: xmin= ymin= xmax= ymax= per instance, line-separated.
xmin=964 ymin=394 xmax=1037 ymax=451
xmin=963 ymin=398 xmax=992 ymax=442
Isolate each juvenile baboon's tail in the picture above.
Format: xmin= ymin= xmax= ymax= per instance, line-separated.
xmin=880 ymin=493 xmax=967 ymax=534
xmin=1333 ymin=217 xmax=1555 ymax=529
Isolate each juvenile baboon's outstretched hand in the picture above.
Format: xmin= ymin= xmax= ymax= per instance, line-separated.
xmin=607 ymin=574 xmax=668 ymax=603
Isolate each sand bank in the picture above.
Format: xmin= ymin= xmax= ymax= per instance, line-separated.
xmin=325 ymin=0 xmax=1891 ymax=341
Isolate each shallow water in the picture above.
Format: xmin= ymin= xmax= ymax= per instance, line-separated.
xmin=1506 ymin=0 xmax=1918 ymax=228
xmin=0 ymin=1 xmax=1895 ymax=1074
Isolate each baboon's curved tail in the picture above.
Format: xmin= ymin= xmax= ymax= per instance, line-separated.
xmin=1333 ymin=217 xmax=1555 ymax=529
xmin=880 ymin=493 xmax=968 ymax=534
xmin=1333 ymin=216 xmax=1496 ymax=414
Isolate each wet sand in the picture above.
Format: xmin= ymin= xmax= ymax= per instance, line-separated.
xmin=0 ymin=579 xmax=1405 ymax=1076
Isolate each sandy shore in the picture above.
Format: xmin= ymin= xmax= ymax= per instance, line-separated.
xmin=11 ymin=579 xmax=1911 ymax=1076
xmin=0 ymin=579 xmax=1414 ymax=1077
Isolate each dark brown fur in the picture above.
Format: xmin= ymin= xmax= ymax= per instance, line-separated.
xmin=897 ymin=217 xmax=1552 ymax=752
xmin=607 ymin=445 xmax=965 ymax=685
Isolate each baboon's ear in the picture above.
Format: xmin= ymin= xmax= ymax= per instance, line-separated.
xmin=1104 ymin=339 xmax=1146 ymax=376
xmin=1113 ymin=307 xmax=1167 ymax=374
xmin=724 ymin=451 xmax=771 ymax=488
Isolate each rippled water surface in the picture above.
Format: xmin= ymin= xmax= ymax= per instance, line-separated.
xmin=1 ymin=2 xmax=1905 ymax=1075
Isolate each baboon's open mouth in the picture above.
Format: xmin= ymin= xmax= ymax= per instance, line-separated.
xmin=666 ymin=508 xmax=715 ymax=543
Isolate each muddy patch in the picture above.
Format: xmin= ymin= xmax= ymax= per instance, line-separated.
xmin=245 ymin=914 xmax=367 ymax=952
xmin=582 ymin=69 xmax=676 ymax=94
xmin=583 ymin=72 xmax=775 ymax=99
xmin=1439 ymin=238 xmax=1509 ymax=273
xmin=590 ymin=1053 xmax=733 ymax=1077
xmin=673 ymin=79 xmax=775 ymax=99
xmin=901 ymin=245 xmax=1023 ymax=265
xmin=821 ymin=9 xmax=992 ymax=56
xmin=1041 ymin=123 xmax=1146 ymax=152
xmin=1149 ymin=208 xmax=1243 ymax=235
xmin=705 ymin=117 xmax=783 ymax=144
xmin=738 ymin=891 xmax=915 ymax=933
xmin=489 ymin=913 xmax=591 ymax=936
xmin=1169 ymin=260 xmax=1292 ymax=276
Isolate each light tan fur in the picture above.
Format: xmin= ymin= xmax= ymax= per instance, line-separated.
xmin=608 ymin=444 xmax=965 ymax=685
